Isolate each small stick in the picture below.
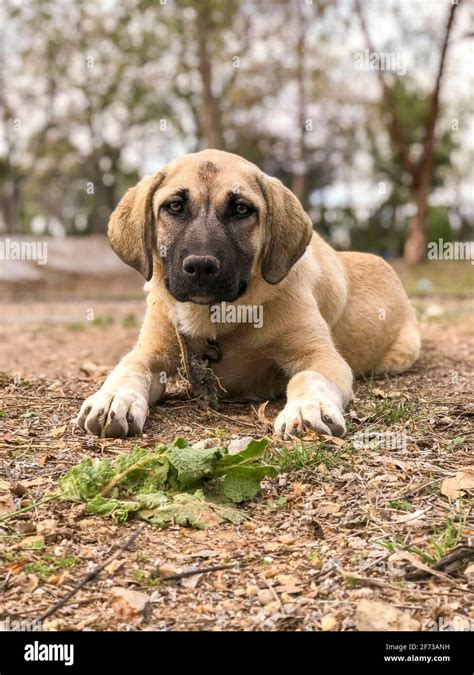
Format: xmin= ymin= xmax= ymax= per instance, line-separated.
xmin=37 ymin=525 xmax=144 ymax=622
xmin=158 ymin=561 xmax=242 ymax=581
xmin=0 ymin=493 xmax=59 ymax=523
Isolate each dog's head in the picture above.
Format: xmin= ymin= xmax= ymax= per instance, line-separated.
xmin=108 ymin=149 xmax=313 ymax=304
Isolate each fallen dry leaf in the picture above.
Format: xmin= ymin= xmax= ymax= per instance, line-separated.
xmin=356 ymin=599 xmax=420 ymax=631
xmin=392 ymin=508 xmax=427 ymax=525
xmin=48 ymin=424 xmax=67 ymax=437
xmin=317 ymin=501 xmax=341 ymax=516
xmin=12 ymin=572 xmax=39 ymax=593
xmin=441 ymin=468 xmax=474 ymax=501
xmin=274 ymin=584 xmax=302 ymax=594
xmin=180 ymin=574 xmax=201 ymax=589
xmin=255 ymin=401 xmax=272 ymax=429
xmin=0 ymin=485 xmax=14 ymax=516
xmin=156 ymin=563 xmax=182 ymax=578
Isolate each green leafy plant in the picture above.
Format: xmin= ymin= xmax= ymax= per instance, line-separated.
xmin=59 ymin=438 xmax=277 ymax=530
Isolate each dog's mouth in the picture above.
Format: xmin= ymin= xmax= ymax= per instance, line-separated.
xmin=187 ymin=294 xmax=215 ymax=305
xmin=165 ymin=278 xmax=248 ymax=305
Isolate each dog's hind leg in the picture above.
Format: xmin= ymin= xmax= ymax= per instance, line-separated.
xmin=374 ymin=317 xmax=421 ymax=375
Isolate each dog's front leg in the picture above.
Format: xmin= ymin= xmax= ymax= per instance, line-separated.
xmin=273 ymin=324 xmax=353 ymax=439
xmin=77 ymin=303 xmax=179 ymax=438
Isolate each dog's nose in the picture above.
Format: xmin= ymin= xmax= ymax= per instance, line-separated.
xmin=182 ymin=255 xmax=220 ymax=277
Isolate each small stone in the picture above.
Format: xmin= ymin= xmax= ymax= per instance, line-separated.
xmin=36 ymin=519 xmax=58 ymax=536
xmin=356 ymin=600 xmax=420 ymax=631
xmin=191 ymin=439 xmax=218 ymax=449
xmin=246 ymin=584 xmax=259 ymax=597
xmin=19 ymin=535 xmax=44 ymax=550
xmin=464 ymin=563 xmax=474 ymax=587
xmin=16 ymin=521 xmax=36 ymax=535
xmin=321 ymin=614 xmax=338 ymax=631
xmin=109 ymin=588 xmax=150 ymax=620
xmin=257 ymin=589 xmax=275 ymax=606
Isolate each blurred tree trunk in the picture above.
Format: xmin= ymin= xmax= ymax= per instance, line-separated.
xmin=403 ymin=1 xmax=459 ymax=264
xmin=405 ymin=174 xmax=431 ymax=265
xmin=355 ymin=0 xmax=461 ymax=265
xmin=196 ymin=4 xmax=223 ymax=149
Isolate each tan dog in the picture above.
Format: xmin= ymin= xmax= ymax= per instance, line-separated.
xmin=77 ymin=149 xmax=420 ymax=439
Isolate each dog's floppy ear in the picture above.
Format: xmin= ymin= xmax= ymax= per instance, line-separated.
xmin=258 ymin=174 xmax=313 ymax=285
xmin=108 ymin=171 xmax=165 ymax=281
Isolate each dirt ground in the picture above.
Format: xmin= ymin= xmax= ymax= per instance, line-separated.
xmin=0 ymin=261 xmax=473 ymax=632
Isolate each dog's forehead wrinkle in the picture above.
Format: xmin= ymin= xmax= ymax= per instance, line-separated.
xmin=199 ymin=160 xmax=218 ymax=177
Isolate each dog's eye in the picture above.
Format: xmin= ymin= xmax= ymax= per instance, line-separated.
xmin=234 ymin=203 xmax=251 ymax=217
xmin=167 ymin=200 xmax=184 ymax=214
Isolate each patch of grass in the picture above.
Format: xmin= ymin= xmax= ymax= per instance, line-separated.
xmin=431 ymin=513 xmax=466 ymax=560
xmin=132 ymin=569 xmax=161 ymax=587
xmin=11 ymin=376 xmax=35 ymax=389
xmin=345 ymin=419 xmax=358 ymax=435
xmin=446 ymin=436 xmax=466 ymax=451
xmin=92 ymin=315 xmax=115 ymax=328
xmin=376 ymin=537 xmax=436 ymax=564
xmin=265 ymin=496 xmax=288 ymax=512
xmin=369 ymin=399 xmax=418 ymax=425
xmin=11 ymin=449 xmax=25 ymax=459
xmin=344 ymin=575 xmax=361 ymax=587
xmin=24 ymin=555 xmax=81 ymax=580
xmin=393 ymin=260 xmax=474 ymax=298
xmin=122 ymin=313 xmax=140 ymax=329
xmin=0 ymin=409 xmax=5 ymax=418
xmin=388 ymin=499 xmax=413 ymax=512
xmin=269 ymin=441 xmax=349 ymax=473
xmin=3 ymin=551 xmax=24 ymax=563
xmin=66 ymin=322 xmax=86 ymax=332
xmin=307 ymin=550 xmax=320 ymax=563
xmin=376 ymin=510 xmax=467 ymax=565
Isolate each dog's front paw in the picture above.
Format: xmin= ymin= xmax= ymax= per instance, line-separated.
xmin=77 ymin=387 xmax=148 ymax=438
xmin=274 ymin=397 xmax=346 ymax=440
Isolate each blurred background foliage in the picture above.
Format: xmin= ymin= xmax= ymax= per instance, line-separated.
xmin=0 ymin=0 xmax=472 ymax=263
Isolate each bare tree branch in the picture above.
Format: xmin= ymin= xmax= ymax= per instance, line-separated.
xmin=420 ymin=0 xmax=462 ymax=173
xmin=354 ymin=0 xmax=417 ymax=177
